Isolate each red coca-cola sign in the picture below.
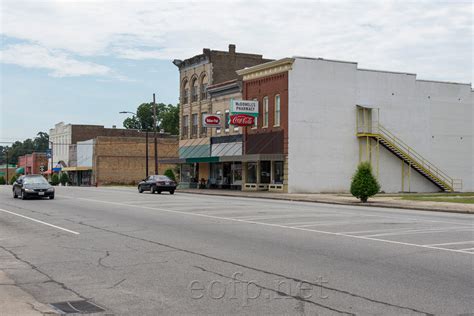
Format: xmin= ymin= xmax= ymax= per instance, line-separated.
xmin=230 ymin=114 xmax=255 ymax=126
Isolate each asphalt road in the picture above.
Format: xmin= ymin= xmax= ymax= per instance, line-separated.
xmin=0 ymin=186 xmax=473 ymax=315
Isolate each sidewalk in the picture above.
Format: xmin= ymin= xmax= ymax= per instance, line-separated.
xmin=178 ymin=189 xmax=474 ymax=214
xmin=0 ymin=271 xmax=56 ymax=315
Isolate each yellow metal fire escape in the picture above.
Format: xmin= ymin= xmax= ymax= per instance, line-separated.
xmin=356 ymin=106 xmax=462 ymax=192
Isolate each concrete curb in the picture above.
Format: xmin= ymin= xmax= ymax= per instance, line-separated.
xmin=177 ymin=190 xmax=473 ymax=215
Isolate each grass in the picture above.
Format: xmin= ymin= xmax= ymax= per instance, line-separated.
xmin=400 ymin=193 xmax=474 ymax=204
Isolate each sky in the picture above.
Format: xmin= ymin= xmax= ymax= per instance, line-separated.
xmin=0 ymin=0 xmax=472 ymax=142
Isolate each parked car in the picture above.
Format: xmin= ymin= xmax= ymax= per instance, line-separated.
xmin=13 ymin=174 xmax=55 ymax=200
xmin=138 ymin=175 xmax=176 ymax=194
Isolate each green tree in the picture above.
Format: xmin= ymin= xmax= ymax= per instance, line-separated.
xmin=123 ymin=103 xmax=179 ymax=135
xmin=350 ymin=162 xmax=380 ymax=203
xmin=0 ymin=132 xmax=49 ymax=165
xmin=60 ymin=173 xmax=69 ymax=186
xmin=0 ymin=176 xmax=5 ymax=185
xmin=51 ymin=174 xmax=59 ymax=186
xmin=9 ymin=175 xmax=17 ymax=185
xmin=164 ymin=169 xmax=176 ymax=182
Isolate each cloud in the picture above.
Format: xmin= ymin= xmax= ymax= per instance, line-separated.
xmin=0 ymin=0 xmax=472 ymax=83
xmin=0 ymin=43 xmax=114 ymax=77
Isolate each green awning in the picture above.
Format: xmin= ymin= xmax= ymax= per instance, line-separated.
xmin=185 ymin=157 xmax=220 ymax=163
xmin=16 ymin=167 xmax=24 ymax=174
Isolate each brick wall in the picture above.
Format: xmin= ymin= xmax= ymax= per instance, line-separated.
xmin=243 ymin=72 xmax=289 ymax=155
xmin=92 ymin=136 xmax=179 ymax=185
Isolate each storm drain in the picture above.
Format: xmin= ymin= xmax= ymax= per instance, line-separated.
xmin=49 ymin=300 xmax=106 ymax=314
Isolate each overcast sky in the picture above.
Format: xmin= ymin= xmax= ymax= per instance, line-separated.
xmin=1 ymin=0 xmax=472 ymax=141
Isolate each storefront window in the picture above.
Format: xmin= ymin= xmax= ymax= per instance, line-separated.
xmin=261 ymin=161 xmax=271 ymax=183
xmin=232 ymin=162 xmax=242 ymax=184
xmin=274 ymin=161 xmax=284 ymax=184
xmin=247 ymin=162 xmax=257 ymax=183
xmin=181 ymin=164 xmax=192 ymax=182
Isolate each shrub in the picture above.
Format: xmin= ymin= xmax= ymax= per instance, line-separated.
xmin=60 ymin=172 xmax=69 ymax=186
xmin=51 ymin=173 xmax=60 ymax=186
xmin=164 ymin=169 xmax=176 ymax=182
xmin=350 ymin=162 xmax=380 ymax=203
xmin=9 ymin=175 xmax=17 ymax=185
xmin=0 ymin=176 xmax=5 ymax=185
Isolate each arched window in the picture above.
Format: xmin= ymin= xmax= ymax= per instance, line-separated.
xmin=182 ymin=80 xmax=189 ymax=104
xmin=191 ymin=77 xmax=198 ymax=102
xmin=200 ymin=74 xmax=208 ymax=100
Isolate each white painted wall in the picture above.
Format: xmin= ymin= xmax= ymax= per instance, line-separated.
xmin=49 ymin=122 xmax=72 ymax=169
xmin=77 ymin=139 xmax=94 ymax=167
xmin=288 ymin=57 xmax=473 ymax=193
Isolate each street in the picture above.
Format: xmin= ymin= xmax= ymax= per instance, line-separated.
xmin=0 ymin=186 xmax=473 ymax=315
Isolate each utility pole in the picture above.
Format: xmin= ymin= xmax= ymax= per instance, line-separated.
xmin=153 ymin=93 xmax=158 ymax=175
xmin=145 ymin=130 xmax=149 ymax=178
xmin=50 ymin=141 xmax=53 ymax=178
xmin=5 ymin=147 xmax=9 ymax=184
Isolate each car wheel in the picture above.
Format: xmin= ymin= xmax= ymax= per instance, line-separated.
xmin=138 ymin=185 xmax=144 ymax=193
xmin=157 ymin=190 xmax=162 ymax=194
xmin=20 ymin=190 xmax=27 ymax=200
xmin=170 ymin=190 xmax=175 ymax=195
xmin=151 ymin=185 xmax=157 ymax=194
xmin=49 ymin=195 xmax=55 ymax=200
xmin=13 ymin=189 xmax=18 ymax=199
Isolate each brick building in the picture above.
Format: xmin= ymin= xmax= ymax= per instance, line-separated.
xmin=91 ymin=136 xmax=178 ymax=186
xmin=173 ymin=44 xmax=272 ymax=188
xmin=49 ymin=122 xmax=147 ymax=170
xmin=17 ymin=152 xmax=48 ymax=175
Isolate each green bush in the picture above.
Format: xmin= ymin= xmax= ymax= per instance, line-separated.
xmin=350 ymin=162 xmax=380 ymax=203
xmin=51 ymin=173 xmax=60 ymax=186
xmin=9 ymin=175 xmax=17 ymax=185
xmin=0 ymin=176 xmax=5 ymax=185
xmin=60 ymin=172 xmax=69 ymax=186
xmin=164 ymin=169 xmax=176 ymax=182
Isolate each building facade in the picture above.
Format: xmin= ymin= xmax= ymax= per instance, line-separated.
xmin=173 ymin=44 xmax=272 ymax=188
xmin=17 ymin=152 xmax=48 ymax=175
xmin=238 ymin=57 xmax=473 ymax=193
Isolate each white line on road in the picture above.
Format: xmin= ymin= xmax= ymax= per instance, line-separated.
xmin=458 ymin=247 xmax=474 ymax=251
xmin=0 ymin=208 xmax=80 ymax=235
xmin=424 ymin=240 xmax=474 ymax=247
xmin=363 ymin=227 xmax=473 ymax=238
xmin=63 ymin=196 xmax=473 ymax=255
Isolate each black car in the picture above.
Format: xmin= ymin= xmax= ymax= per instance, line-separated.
xmin=13 ymin=174 xmax=55 ymax=200
xmin=138 ymin=175 xmax=176 ymax=194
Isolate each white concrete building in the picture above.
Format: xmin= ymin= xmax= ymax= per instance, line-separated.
xmin=286 ymin=57 xmax=473 ymax=193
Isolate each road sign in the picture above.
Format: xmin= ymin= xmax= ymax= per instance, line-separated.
xmin=46 ymin=149 xmax=52 ymax=159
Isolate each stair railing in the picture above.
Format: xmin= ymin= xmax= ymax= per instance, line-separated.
xmin=357 ymin=120 xmax=461 ymax=191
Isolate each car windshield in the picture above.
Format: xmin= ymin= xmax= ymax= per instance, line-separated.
xmin=153 ymin=175 xmax=171 ymax=181
xmin=23 ymin=176 xmax=49 ymax=185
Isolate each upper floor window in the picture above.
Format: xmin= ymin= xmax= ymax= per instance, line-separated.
xmin=263 ymin=96 xmax=269 ymax=128
xmin=191 ymin=78 xmax=198 ymax=102
xmin=274 ymin=94 xmax=281 ymax=127
xmin=216 ymin=111 xmax=222 ymax=134
xmin=191 ymin=113 xmax=198 ymax=136
xmin=224 ymin=110 xmax=230 ymax=132
xmin=182 ymin=115 xmax=189 ymax=138
xmin=201 ymin=75 xmax=208 ymax=101
xmin=201 ymin=112 xmax=207 ymax=136
xmin=182 ymin=80 xmax=189 ymax=104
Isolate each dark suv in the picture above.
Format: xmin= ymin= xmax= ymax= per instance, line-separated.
xmin=138 ymin=175 xmax=176 ymax=194
xmin=13 ymin=174 xmax=55 ymax=200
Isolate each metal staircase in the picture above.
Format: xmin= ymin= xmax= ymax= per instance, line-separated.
xmin=356 ymin=117 xmax=462 ymax=192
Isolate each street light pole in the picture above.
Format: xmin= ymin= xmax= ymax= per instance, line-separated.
xmin=119 ymin=111 xmax=149 ymax=179
xmin=153 ymin=93 xmax=158 ymax=175
xmin=5 ymin=147 xmax=9 ymax=184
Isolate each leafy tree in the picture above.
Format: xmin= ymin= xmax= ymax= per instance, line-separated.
xmin=350 ymin=162 xmax=380 ymax=203
xmin=9 ymin=175 xmax=17 ymax=185
xmin=0 ymin=132 xmax=49 ymax=165
xmin=164 ymin=169 xmax=176 ymax=182
xmin=123 ymin=103 xmax=179 ymax=135
xmin=0 ymin=176 xmax=5 ymax=185
xmin=51 ymin=174 xmax=59 ymax=186
xmin=60 ymin=173 xmax=69 ymax=186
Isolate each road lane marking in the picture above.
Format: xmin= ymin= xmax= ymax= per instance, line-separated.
xmin=459 ymin=247 xmax=474 ymax=251
xmin=0 ymin=208 xmax=80 ymax=235
xmin=424 ymin=241 xmax=474 ymax=247
xmin=363 ymin=227 xmax=473 ymax=238
xmin=63 ymin=196 xmax=473 ymax=255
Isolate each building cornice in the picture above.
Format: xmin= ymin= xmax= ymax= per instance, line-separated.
xmin=236 ymin=58 xmax=295 ymax=81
